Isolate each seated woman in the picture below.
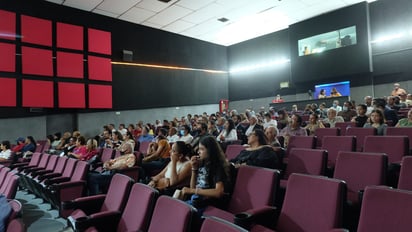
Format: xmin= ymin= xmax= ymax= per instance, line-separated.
xmin=19 ymin=136 xmax=37 ymax=158
xmin=364 ymin=109 xmax=387 ymax=135
xmin=304 ymin=113 xmax=325 ymax=135
xmin=148 ymin=141 xmax=193 ymax=195
xmin=217 ymin=118 xmax=238 ymax=142
xmin=69 ymin=137 xmax=99 ymax=161
xmin=230 ymin=129 xmax=282 ymax=170
xmin=179 ymin=136 xmax=230 ymax=215
xmin=140 ymin=135 xmax=171 ymax=181
xmin=396 ymin=108 xmax=412 ymax=127
xmin=0 ymin=141 xmax=12 ymax=162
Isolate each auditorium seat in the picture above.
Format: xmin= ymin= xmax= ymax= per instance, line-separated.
xmin=225 ymin=144 xmax=245 ymax=160
xmin=147 ymin=195 xmax=197 ymax=232
xmin=345 ymin=127 xmax=376 ymax=151
xmin=249 ymin=173 xmax=347 ymax=232
xmin=335 ymin=122 xmax=356 ymax=136
xmin=315 ymin=128 xmax=340 ymax=148
xmin=284 ymin=136 xmax=316 ymax=161
xmin=321 ymin=136 xmax=356 ymax=170
xmin=386 ymin=127 xmax=412 ymax=154
xmin=203 ymin=165 xmax=279 ymax=224
xmin=357 ymin=186 xmax=412 ymax=232
xmin=363 ymin=135 xmax=409 ymax=164
xmin=66 ymin=174 xmax=133 ymax=231
xmin=398 ymin=156 xmax=412 ymax=191
xmin=201 ymin=216 xmax=248 ymax=232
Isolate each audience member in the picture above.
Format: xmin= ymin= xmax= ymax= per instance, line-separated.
xmin=279 ymin=114 xmax=308 ymax=147
xmin=0 ymin=141 xmax=12 ymax=162
xmin=373 ymin=98 xmax=398 ymax=126
xmin=304 ymin=113 xmax=325 ymax=135
xmin=337 ymin=101 xmax=357 ymax=121
xmin=323 ymin=108 xmax=344 ymax=128
xmin=148 ymin=141 xmax=193 ymax=195
xmin=230 ymin=129 xmax=281 ymax=169
xmin=364 ymin=96 xmax=374 ymax=115
xmin=167 ymin=127 xmax=180 ymax=143
xmin=217 ymin=118 xmax=238 ymax=142
xmin=396 ymin=109 xmax=412 ymax=127
xmin=330 ymin=100 xmax=342 ymax=112
xmin=178 ymin=125 xmax=193 ymax=144
xmin=391 ymin=83 xmax=407 ymax=96
xmin=245 ymin=115 xmax=263 ymax=137
xmin=351 ymin=104 xmax=369 ymax=127
xmin=12 ymin=137 xmax=25 ymax=153
xmin=137 ymin=126 xmax=154 ymax=143
xmin=363 ymin=109 xmax=387 ymax=135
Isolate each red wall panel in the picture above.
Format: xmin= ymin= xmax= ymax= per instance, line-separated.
xmin=0 ymin=10 xmax=16 ymax=40
xmin=22 ymin=46 xmax=53 ymax=76
xmin=58 ymin=82 xmax=85 ymax=108
xmin=21 ymin=15 xmax=52 ymax=46
xmin=0 ymin=78 xmax=16 ymax=107
xmin=57 ymin=22 xmax=83 ymax=50
xmin=57 ymin=52 xmax=84 ymax=78
xmin=88 ymin=28 xmax=111 ymax=55
xmin=22 ymin=79 xmax=54 ymax=108
xmin=0 ymin=43 xmax=15 ymax=72
xmin=88 ymin=56 xmax=112 ymax=81
xmin=89 ymin=84 xmax=112 ymax=109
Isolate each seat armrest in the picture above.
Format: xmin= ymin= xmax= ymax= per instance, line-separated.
xmin=329 ymin=229 xmax=349 ymax=232
xmin=62 ymin=194 xmax=106 ymax=212
xmin=68 ymin=210 xmax=121 ymax=232
xmin=233 ymin=206 xmax=278 ymax=230
xmin=45 ymin=176 xmax=71 ymax=185
xmin=38 ymin=172 xmax=62 ymax=181
xmin=33 ymin=169 xmax=53 ymax=176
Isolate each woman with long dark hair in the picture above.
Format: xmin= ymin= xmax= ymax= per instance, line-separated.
xmin=180 ymin=136 xmax=230 ymax=215
xmin=217 ymin=118 xmax=238 ymax=142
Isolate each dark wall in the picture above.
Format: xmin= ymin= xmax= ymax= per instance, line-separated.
xmin=0 ymin=0 xmax=228 ymax=117
xmin=228 ymin=0 xmax=412 ymax=100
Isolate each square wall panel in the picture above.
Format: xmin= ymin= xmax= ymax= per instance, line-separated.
xmin=88 ymin=84 xmax=112 ymax=109
xmin=0 ymin=10 xmax=16 ymax=40
xmin=57 ymin=22 xmax=83 ymax=50
xmin=0 ymin=77 xmax=16 ymax=106
xmin=22 ymin=79 xmax=54 ymax=108
xmin=88 ymin=56 xmax=112 ymax=81
xmin=21 ymin=15 xmax=52 ymax=46
xmin=57 ymin=52 xmax=84 ymax=78
xmin=88 ymin=28 xmax=111 ymax=55
xmin=22 ymin=46 xmax=53 ymax=76
xmin=0 ymin=43 xmax=15 ymax=72
xmin=58 ymin=82 xmax=85 ymax=108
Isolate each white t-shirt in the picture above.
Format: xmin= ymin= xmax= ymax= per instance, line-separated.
xmin=178 ymin=134 xmax=193 ymax=144
xmin=0 ymin=149 xmax=11 ymax=159
xmin=165 ymin=161 xmax=189 ymax=179
xmin=217 ymin=129 xmax=238 ymax=142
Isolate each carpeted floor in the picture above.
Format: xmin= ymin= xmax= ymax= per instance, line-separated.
xmin=15 ymin=190 xmax=73 ymax=232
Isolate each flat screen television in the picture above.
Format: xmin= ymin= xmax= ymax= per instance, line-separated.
xmin=289 ymin=2 xmax=372 ymax=84
xmin=314 ymin=81 xmax=350 ymax=99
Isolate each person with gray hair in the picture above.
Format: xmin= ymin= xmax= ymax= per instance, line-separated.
xmin=323 ymin=108 xmax=344 ymax=128
xmin=244 ymin=115 xmax=263 ymax=137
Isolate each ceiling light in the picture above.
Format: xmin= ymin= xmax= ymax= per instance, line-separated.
xmin=218 ymin=17 xmax=229 ymax=23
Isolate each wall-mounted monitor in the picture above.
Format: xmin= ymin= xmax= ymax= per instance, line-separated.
xmin=289 ymin=2 xmax=372 ymax=84
xmin=314 ymin=81 xmax=350 ymax=99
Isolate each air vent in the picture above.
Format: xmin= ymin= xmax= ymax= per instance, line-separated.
xmin=218 ymin=17 xmax=229 ymax=22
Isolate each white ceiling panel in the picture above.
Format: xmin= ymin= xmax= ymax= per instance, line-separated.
xmin=147 ymin=5 xmax=192 ymax=26
xmin=176 ymin=0 xmax=215 ymax=11
xmin=96 ymin=0 xmax=141 ymax=15
xmin=135 ymin=0 xmax=178 ymax=13
xmin=163 ymin=20 xmax=195 ymax=33
xmin=44 ymin=0 xmax=376 ymax=46
xmin=120 ymin=7 xmax=156 ymax=24
xmin=63 ymin=0 xmax=103 ymax=11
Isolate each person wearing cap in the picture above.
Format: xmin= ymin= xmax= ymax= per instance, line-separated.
xmin=391 ymin=83 xmax=407 ymax=96
xmin=11 ymin=137 xmax=25 ymax=153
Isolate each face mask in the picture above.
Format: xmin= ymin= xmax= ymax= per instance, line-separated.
xmin=180 ymin=130 xmax=185 ymax=136
xmin=333 ymin=103 xmax=337 ymax=107
xmin=342 ymin=106 xmax=348 ymax=111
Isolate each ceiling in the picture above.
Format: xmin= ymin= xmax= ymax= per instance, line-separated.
xmin=44 ymin=0 xmax=376 ymax=46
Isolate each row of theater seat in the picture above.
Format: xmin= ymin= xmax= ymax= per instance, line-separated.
xmin=65 ymin=173 xmax=249 ymax=232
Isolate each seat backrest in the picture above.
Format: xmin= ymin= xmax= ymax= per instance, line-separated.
xmin=53 ymin=156 xmax=68 ymax=174
xmin=398 ymin=156 xmax=412 ymax=191
xmin=346 ymin=127 xmax=377 ymax=151
xmin=36 ymin=153 xmax=51 ymax=169
xmin=6 ymin=219 xmax=25 ymax=232
xmin=7 ymin=199 xmax=22 ymax=222
xmin=27 ymin=152 xmax=42 ymax=167
xmin=321 ymin=136 xmax=356 ymax=168
xmin=333 ymin=151 xmax=387 ymax=204
xmin=285 ymin=136 xmax=316 ymax=158
xmin=138 ymin=141 xmax=151 ymax=155
xmin=277 ymin=173 xmax=346 ymax=232
xmin=228 ymin=165 xmax=279 ymax=213
xmin=61 ymin=158 xmax=77 ymax=178
xmin=101 ymin=174 xmax=133 ymax=212
xmin=315 ymin=128 xmax=340 ymax=148
xmin=117 ymin=183 xmax=159 ymax=232
xmin=43 ymin=154 xmax=58 ymax=171
xmin=148 ymin=196 xmax=196 ymax=232
xmin=2 ymin=174 xmax=19 ymax=199
xmin=70 ymin=161 xmax=89 ymax=181
xmin=363 ymin=135 xmax=409 ymax=163
xmin=0 ymin=171 xmax=14 ymax=194
xmin=101 ymin=148 xmax=114 ymax=163
xmin=200 ymin=216 xmax=248 ymax=232
xmin=335 ymin=122 xmax=356 ymax=136
xmin=357 ymin=186 xmax=412 ymax=232
xmin=284 ymin=148 xmax=327 ymax=179
xmin=386 ymin=127 xmax=412 ymax=151
xmin=0 ymin=167 xmax=11 ymax=189
xmin=225 ymin=144 xmax=245 ymax=160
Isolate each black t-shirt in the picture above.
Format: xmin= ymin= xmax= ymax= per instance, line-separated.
xmin=230 ymin=146 xmax=281 ymax=169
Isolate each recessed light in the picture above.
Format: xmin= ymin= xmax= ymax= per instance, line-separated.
xmin=218 ymin=17 xmax=229 ymax=22
xmin=158 ymin=0 xmax=172 ymax=3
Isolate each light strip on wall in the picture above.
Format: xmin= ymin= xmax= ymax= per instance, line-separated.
xmin=111 ymin=61 xmax=227 ymax=74
xmin=230 ymin=58 xmax=290 ymax=74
